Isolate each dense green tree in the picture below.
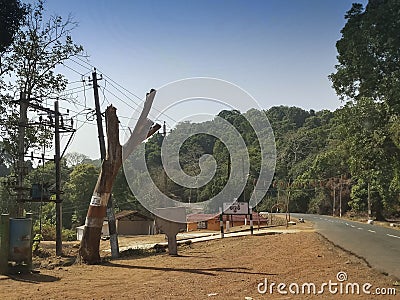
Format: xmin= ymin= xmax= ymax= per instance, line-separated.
xmin=0 ymin=0 xmax=27 ymax=69
xmin=337 ymin=98 xmax=399 ymax=218
xmin=64 ymin=163 xmax=99 ymax=227
xmin=330 ymin=0 xmax=400 ymax=114
xmin=329 ymin=0 xmax=400 ymax=219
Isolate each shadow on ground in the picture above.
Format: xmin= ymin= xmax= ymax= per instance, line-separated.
xmin=8 ymin=273 xmax=60 ymax=284
xmin=103 ymin=261 xmax=277 ymax=277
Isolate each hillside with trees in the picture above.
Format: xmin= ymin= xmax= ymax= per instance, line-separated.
xmin=140 ymin=105 xmax=400 ymax=220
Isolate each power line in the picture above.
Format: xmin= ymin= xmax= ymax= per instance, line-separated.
xmin=63 ymin=85 xmax=86 ymax=93
xmin=66 ymin=80 xmax=85 ymax=86
xmin=69 ymin=57 xmax=93 ymax=72
xmin=102 ymin=86 xmax=137 ymax=111
xmin=61 ymin=62 xmax=85 ymax=76
xmin=73 ymin=56 xmax=178 ymax=124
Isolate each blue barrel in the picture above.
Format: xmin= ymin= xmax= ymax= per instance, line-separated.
xmin=9 ymin=218 xmax=32 ymax=263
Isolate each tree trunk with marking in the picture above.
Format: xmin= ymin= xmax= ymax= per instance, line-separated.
xmin=79 ymin=90 xmax=158 ymax=264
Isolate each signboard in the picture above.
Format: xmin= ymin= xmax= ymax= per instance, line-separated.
xmin=223 ymin=202 xmax=249 ymax=215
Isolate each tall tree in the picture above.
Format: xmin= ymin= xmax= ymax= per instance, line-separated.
xmin=330 ymin=0 xmax=400 ymax=114
xmin=336 ymin=98 xmax=399 ymax=219
xmin=0 ymin=0 xmax=27 ymax=74
xmin=1 ymin=0 xmax=84 ymax=164
xmin=64 ymin=152 xmax=90 ymax=167
xmin=329 ymin=0 xmax=400 ymax=219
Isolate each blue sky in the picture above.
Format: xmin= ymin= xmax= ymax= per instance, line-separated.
xmin=40 ymin=0 xmax=368 ymax=158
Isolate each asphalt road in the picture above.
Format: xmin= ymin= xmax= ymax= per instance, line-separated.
xmin=290 ymin=213 xmax=400 ymax=279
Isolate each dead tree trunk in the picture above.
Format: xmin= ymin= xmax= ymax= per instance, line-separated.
xmin=79 ymin=90 xmax=158 ymax=264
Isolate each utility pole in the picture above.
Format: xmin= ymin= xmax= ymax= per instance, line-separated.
xmin=54 ymin=101 xmax=62 ymax=256
xmin=91 ymin=69 xmax=119 ymax=258
xmin=92 ymin=69 xmax=106 ymax=159
xmin=277 ymin=188 xmax=280 ymax=212
xmin=287 ymin=187 xmax=291 ymax=222
xmin=12 ymin=97 xmax=74 ymax=255
xmin=162 ymin=121 xmax=166 ymax=137
xmin=367 ymin=181 xmax=371 ymax=220
xmin=339 ymin=175 xmax=343 ymax=218
xmin=16 ymin=92 xmax=28 ymax=217
xmin=332 ymin=183 xmax=336 ymax=217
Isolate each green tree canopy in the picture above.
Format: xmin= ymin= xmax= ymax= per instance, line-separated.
xmin=0 ymin=0 xmax=27 ymax=54
xmin=330 ymin=0 xmax=400 ymax=114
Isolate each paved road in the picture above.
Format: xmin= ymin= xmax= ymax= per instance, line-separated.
xmin=291 ymin=213 xmax=400 ymax=279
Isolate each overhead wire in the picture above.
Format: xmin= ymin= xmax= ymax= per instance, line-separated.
xmin=72 ymin=56 xmax=178 ymax=124
xmin=61 ymin=62 xmax=85 ymax=76
xmin=56 ymin=57 xmax=176 ymax=150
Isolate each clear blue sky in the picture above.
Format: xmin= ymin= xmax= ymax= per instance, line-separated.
xmin=40 ymin=0 xmax=367 ymax=158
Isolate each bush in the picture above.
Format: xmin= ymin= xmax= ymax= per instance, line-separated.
xmin=33 ymin=220 xmax=76 ymax=241
xmin=62 ymin=228 xmax=76 ymax=241
xmin=39 ymin=223 xmax=56 ymax=240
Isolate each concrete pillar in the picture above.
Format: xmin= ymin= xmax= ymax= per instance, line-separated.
xmin=154 ymin=207 xmax=186 ymax=256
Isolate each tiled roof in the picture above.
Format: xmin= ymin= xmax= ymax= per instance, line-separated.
xmin=114 ymin=210 xmax=152 ymax=220
xmin=187 ymin=212 xmax=268 ymax=222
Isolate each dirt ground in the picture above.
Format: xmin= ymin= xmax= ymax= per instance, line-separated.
xmin=0 ymin=224 xmax=399 ymax=299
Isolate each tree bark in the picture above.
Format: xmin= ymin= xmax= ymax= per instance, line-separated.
xmin=79 ymin=90 xmax=158 ymax=264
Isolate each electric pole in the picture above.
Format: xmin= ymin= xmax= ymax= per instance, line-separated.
xmin=162 ymin=121 xmax=166 ymax=137
xmin=12 ymin=96 xmax=74 ymax=255
xmin=54 ymin=101 xmax=62 ymax=256
xmin=17 ymin=92 xmax=28 ymax=217
xmin=91 ymin=69 xmax=119 ymax=258
xmin=367 ymin=181 xmax=371 ymax=220
xmin=339 ymin=175 xmax=343 ymax=218
xmin=333 ymin=183 xmax=336 ymax=217
xmin=92 ymin=69 xmax=106 ymax=159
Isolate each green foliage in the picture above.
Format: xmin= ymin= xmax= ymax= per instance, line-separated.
xmin=64 ymin=163 xmax=99 ymax=227
xmin=141 ymin=104 xmax=399 ymax=219
xmin=330 ymin=0 xmax=400 ymax=114
xmin=33 ymin=219 xmax=76 ymax=241
xmin=34 ymin=219 xmax=56 ymax=240
xmin=0 ymin=0 xmax=84 ymax=169
xmin=32 ymin=233 xmax=42 ymax=252
xmin=0 ymin=0 xmax=27 ymax=54
xmin=62 ymin=228 xmax=76 ymax=241
xmin=326 ymin=1 xmax=400 ymax=218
